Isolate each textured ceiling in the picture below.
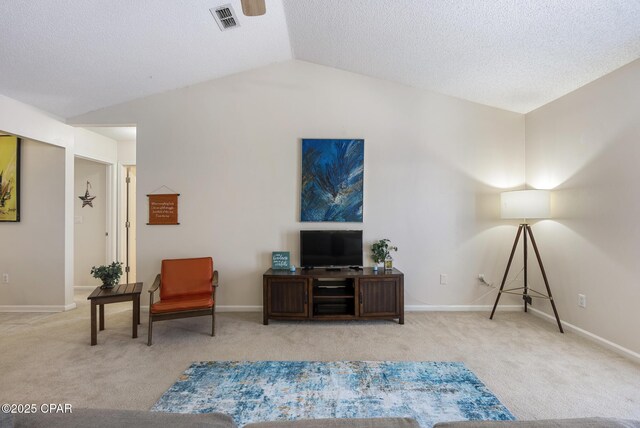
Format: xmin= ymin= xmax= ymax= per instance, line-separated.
xmin=0 ymin=0 xmax=291 ymax=118
xmin=1 ymin=1 xmax=639 ymax=119
xmin=284 ymin=0 xmax=640 ymax=113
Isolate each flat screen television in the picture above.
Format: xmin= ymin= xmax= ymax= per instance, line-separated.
xmin=300 ymin=230 xmax=363 ymax=268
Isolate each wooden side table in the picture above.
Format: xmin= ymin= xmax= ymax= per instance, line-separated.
xmin=87 ymin=282 xmax=143 ymax=346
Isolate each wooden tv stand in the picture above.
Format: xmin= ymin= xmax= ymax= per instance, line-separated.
xmin=263 ymin=268 xmax=404 ymax=325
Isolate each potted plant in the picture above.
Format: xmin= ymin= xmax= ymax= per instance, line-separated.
xmin=371 ymin=239 xmax=398 ymax=271
xmin=91 ymin=261 xmax=124 ymax=289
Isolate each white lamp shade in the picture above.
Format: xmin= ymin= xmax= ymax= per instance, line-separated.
xmin=501 ymin=190 xmax=550 ymax=219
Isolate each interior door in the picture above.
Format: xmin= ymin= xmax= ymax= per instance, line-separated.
xmin=124 ymin=166 xmax=136 ymax=283
xmin=74 ymin=157 xmax=108 ymax=287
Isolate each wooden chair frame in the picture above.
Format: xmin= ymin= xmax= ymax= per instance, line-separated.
xmin=147 ymin=270 xmax=219 ymax=346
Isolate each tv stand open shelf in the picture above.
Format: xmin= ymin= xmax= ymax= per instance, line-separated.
xmin=263 ymin=268 xmax=404 ymax=324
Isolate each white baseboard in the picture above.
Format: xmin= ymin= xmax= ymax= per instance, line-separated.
xmin=0 ymin=303 xmax=76 ymax=313
xmin=405 ymin=305 xmax=521 ymax=312
xmin=528 ymin=307 xmax=640 ymax=365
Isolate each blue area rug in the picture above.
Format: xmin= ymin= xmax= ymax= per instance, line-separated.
xmin=152 ymin=361 xmax=514 ymax=427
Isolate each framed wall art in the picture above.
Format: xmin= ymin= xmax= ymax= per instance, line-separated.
xmin=0 ymin=135 xmax=20 ymax=222
xmin=301 ymin=139 xmax=364 ymax=222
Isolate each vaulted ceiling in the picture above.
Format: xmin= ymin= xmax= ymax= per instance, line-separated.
xmin=0 ymin=0 xmax=291 ymax=119
xmin=1 ymin=0 xmax=639 ymax=119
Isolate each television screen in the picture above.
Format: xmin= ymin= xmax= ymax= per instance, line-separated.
xmin=300 ymin=230 xmax=363 ymax=268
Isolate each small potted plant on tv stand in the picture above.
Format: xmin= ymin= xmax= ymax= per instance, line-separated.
xmin=371 ymin=239 xmax=398 ymax=272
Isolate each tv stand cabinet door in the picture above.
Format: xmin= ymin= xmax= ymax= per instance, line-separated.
xmin=264 ymin=278 xmax=309 ymax=324
xmin=358 ymin=277 xmax=402 ymax=321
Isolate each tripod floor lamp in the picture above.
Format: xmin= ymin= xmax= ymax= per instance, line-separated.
xmin=489 ymin=189 xmax=563 ymax=333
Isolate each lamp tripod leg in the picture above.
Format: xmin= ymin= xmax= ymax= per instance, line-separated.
xmin=490 ymin=225 xmax=524 ymax=320
xmin=526 ymin=225 xmax=563 ymax=333
xmin=523 ymin=222 xmax=528 ymax=313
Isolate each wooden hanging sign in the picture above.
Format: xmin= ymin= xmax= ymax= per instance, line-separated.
xmin=147 ymin=193 xmax=180 ymax=225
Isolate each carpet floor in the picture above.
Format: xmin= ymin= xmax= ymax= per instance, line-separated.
xmin=0 ymin=290 xmax=639 ymax=422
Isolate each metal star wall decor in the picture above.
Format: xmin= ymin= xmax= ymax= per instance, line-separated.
xmin=79 ymin=181 xmax=96 ymax=208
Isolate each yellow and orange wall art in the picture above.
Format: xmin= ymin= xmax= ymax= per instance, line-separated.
xmin=0 ymin=135 xmax=20 ymax=222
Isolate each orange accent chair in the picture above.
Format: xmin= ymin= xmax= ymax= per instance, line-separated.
xmin=147 ymin=257 xmax=218 ymax=346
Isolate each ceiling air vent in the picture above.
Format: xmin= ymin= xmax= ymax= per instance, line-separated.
xmin=210 ymin=4 xmax=240 ymax=31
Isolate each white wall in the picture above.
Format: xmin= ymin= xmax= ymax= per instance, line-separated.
xmin=0 ymin=139 xmax=66 ymax=308
xmin=0 ymin=94 xmax=75 ymax=310
xmin=73 ymin=128 xmax=118 ymax=264
xmin=117 ymin=140 xmax=136 ymax=165
xmin=74 ymin=158 xmax=107 ymax=287
xmin=0 ymin=94 xmax=120 ymax=310
xmin=72 ymin=60 xmax=525 ymax=309
xmin=74 ymin=127 xmax=117 ymax=164
xmin=0 ymin=94 xmax=73 ymax=149
xmin=525 ymin=59 xmax=640 ymax=355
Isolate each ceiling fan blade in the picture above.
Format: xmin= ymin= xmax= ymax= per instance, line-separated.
xmin=241 ymin=0 xmax=266 ymax=16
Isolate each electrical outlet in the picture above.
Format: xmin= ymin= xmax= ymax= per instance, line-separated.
xmin=578 ymin=294 xmax=586 ymax=308
xmin=2 ymin=273 xmax=9 ymax=284
xmin=440 ymin=274 xmax=448 ymax=285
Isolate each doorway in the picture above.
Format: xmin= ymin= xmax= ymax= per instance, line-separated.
xmin=74 ymin=157 xmax=108 ymax=287
xmin=121 ymin=165 xmax=136 ymax=283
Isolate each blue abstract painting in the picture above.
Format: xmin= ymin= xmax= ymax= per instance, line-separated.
xmin=301 ymin=139 xmax=364 ymax=222
xmin=152 ymin=361 xmax=515 ymax=427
